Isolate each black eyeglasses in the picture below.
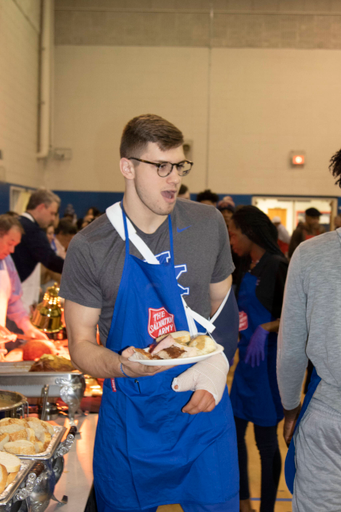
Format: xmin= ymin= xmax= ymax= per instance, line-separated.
xmin=128 ymin=157 xmax=193 ymax=178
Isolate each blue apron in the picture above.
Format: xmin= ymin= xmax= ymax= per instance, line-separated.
xmin=285 ymin=368 xmax=321 ymax=493
xmin=93 ymin=208 xmax=239 ymax=510
xmin=230 ymin=271 xmax=283 ymax=427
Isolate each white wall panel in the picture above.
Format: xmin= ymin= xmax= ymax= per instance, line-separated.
xmin=0 ymin=0 xmax=42 ymax=188
xmin=45 ymin=46 xmax=209 ymax=192
xmin=209 ymin=48 xmax=341 ymax=195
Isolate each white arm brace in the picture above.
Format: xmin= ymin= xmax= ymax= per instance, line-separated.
xmin=171 ymin=353 xmax=229 ymax=405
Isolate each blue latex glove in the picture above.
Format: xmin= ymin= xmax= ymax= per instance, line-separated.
xmin=244 ymin=325 xmax=269 ymax=367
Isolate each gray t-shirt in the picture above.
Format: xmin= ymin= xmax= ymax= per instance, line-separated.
xmin=60 ymin=199 xmax=234 ymax=346
xmin=277 ymin=228 xmax=341 ymax=413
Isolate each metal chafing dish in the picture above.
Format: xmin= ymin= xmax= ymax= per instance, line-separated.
xmin=0 ymin=459 xmax=37 ymax=511
xmin=22 ymin=426 xmax=77 ymax=512
xmin=0 ymin=362 xmax=85 ymax=426
xmin=2 ymin=426 xmax=77 ymax=512
xmin=0 ymin=388 xmax=77 ymax=511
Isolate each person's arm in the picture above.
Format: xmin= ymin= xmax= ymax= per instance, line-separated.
xmin=277 ymin=247 xmax=308 ymax=444
xmin=64 ymin=300 xmax=171 ymax=379
xmin=288 ymin=228 xmax=303 ymax=258
xmin=6 ymin=257 xmax=48 ymax=339
xmin=209 ymin=275 xmax=232 ymax=316
xmin=261 ymin=319 xmax=280 ymax=332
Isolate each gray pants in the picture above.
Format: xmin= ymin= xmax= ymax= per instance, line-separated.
xmin=293 ymin=398 xmax=341 ymax=512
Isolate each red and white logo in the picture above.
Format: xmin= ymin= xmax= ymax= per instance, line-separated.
xmin=239 ymin=311 xmax=248 ymax=331
xmin=148 ymin=307 xmax=176 ymax=338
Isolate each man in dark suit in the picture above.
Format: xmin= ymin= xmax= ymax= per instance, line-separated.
xmin=12 ymin=188 xmax=64 ymax=312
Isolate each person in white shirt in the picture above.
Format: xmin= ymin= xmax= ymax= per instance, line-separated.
xmin=272 ymin=216 xmax=290 ymax=256
xmin=0 ymin=215 xmax=47 ymax=350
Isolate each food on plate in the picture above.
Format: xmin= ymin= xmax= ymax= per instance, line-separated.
xmin=29 ymin=354 xmax=74 ymax=372
xmin=0 ymin=418 xmax=54 ymax=455
xmin=188 ymin=335 xmax=217 ymax=355
xmin=156 ymin=330 xmax=191 ymax=345
xmin=22 ymin=339 xmax=57 ymax=361
xmin=130 ymin=331 xmax=217 ymax=361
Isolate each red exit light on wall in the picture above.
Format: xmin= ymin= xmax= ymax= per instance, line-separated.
xmin=290 ymin=151 xmax=305 ymax=167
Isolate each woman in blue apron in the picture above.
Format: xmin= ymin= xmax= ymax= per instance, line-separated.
xmin=93 ymin=205 xmax=239 ymax=512
xmin=228 ymin=206 xmax=288 ymax=512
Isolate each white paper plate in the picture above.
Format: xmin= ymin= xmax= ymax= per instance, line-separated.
xmin=128 ymin=344 xmax=224 ymax=366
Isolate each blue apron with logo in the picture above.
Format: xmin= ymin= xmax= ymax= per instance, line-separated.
xmin=230 ymin=271 xmax=283 ymax=427
xmin=93 ymin=208 xmax=239 ymax=510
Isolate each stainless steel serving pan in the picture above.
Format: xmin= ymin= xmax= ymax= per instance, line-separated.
xmin=0 ymin=362 xmax=82 ymax=397
xmin=0 ymin=459 xmax=35 ymax=507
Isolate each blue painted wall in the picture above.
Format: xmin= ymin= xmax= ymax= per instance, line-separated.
xmin=0 ymin=185 xmax=340 ymax=218
xmin=0 ymin=182 xmax=10 ymax=213
xmin=55 ymin=190 xmax=124 ymax=218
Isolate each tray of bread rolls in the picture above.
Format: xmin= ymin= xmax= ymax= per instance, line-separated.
xmin=0 ymin=417 xmax=66 ymax=461
xmin=0 ymin=456 xmax=35 ymax=505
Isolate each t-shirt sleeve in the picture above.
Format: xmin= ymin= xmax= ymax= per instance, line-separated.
xmin=277 ymin=247 xmax=309 ymax=410
xmin=255 ymin=256 xmax=288 ymax=318
xmin=210 ymin=211 xmax=235 ymax=283
xmin=59 ymin=234 xmax=103 ymax=309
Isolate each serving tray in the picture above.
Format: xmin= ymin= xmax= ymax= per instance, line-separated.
xmin=0 ymin=459 xmax=35 ymax=506
xmin=0 ymin=361 xmax=82 ymax=397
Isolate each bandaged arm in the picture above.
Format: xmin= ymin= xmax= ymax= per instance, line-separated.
xmin=172 ymin=353 xmax=229 ymax=405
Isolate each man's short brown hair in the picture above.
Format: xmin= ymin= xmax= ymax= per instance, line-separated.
xmin=120 ymin=114 xmax=184 ymax=158
xmin=26 ymin=188 xmax=61 ymax=210
xmin=0 ymin=214 xmax=24 ymax=237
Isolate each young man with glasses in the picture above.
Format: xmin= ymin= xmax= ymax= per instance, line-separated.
xmin=60 ymin=114 xmax=239 ymax=512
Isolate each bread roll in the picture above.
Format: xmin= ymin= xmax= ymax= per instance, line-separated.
xmin=8 ymin=429 xmax=27 ymax=442
xmin=188 ymin=335 xmax=216 ymax=355
xmin=170 ymin=331 xmax=191 ymax=345
xmin=0 ymin=418 xmax=27 ymax=427
xmin=26 ymin=428 xmax=35 ymax=444
xmin=0 ymin=464 xmax=8 ymax=494
xmin=34 ymin=441 xmax=43 ymax=454
xmin=0 ymin=425 xmax=24 ymax=435
xmin=0 ymin=434 xmax=9 ymax=451
xmin=6 ymin=470 xmax=18 ymax=487
xmin=36 ymin=431 xmax=51 ymax=450
xmin=156 ymin=331 xmax=191 ymax=345
xmin=0 ymin=452 xmax=21 ymax=472
xmin=4 ymin=440 xmax=35 ymax=456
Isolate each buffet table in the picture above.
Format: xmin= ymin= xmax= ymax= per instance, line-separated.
xmin=46 ymin=414 xmax=97 ymax=512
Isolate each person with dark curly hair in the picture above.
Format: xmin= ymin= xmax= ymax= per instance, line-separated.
xmin=196 ymin=189 xmax=219 ymax=206
xmin=278 ymin=149 xmax=341 ymax=511
xmin=229 ymin=206 xmax=288 ymax=512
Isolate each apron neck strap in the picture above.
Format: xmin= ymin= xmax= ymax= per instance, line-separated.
xmin=106 ymin=202 xmax=170 ymax=265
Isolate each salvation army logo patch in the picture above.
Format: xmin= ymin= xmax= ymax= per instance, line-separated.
xmin=148 ymin=307 xmax=176 ymax=338
xmin=239 ymin=311 xmax=248 ymax=331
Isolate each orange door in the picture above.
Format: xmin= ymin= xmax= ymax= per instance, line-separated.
xmin=268 ymin=208 xmax=287 ymax=228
